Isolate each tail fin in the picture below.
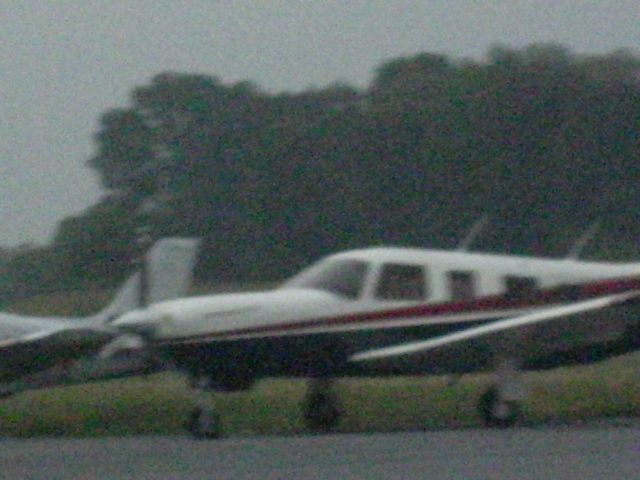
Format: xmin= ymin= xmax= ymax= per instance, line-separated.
xmin=146 ymin=237 xmax=201 ymax=303
xmin=91 ymin=237 xmax=200 ymax=323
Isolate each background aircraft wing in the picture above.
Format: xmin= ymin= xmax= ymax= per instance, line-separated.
xmin=0 ymin=237 xmax=199 ymax=390
xmin=350 ymin=291 xmax=640 ymax=372
xmin=0 ymin=316 xmax=114 ymax=382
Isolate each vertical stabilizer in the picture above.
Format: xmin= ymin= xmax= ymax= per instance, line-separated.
xmin=92 ymin=238 xmax=200 ymax=323
xmin=146 ymin=238 xmax=201 ymax=304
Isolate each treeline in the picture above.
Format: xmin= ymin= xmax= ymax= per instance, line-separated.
xmin=2 ymin=44 xmax=640 ymax=303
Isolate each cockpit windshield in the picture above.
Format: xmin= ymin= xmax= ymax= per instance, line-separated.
xmin=282 ymin=259 xmax=369 ymax=299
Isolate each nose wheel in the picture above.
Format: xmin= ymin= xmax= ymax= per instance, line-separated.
xmin=185 ymin=377 xmax=223 ymax=439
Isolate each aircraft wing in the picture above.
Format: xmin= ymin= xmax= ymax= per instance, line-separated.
xmin=350 ymin=290 xmax=640 ymax=372
xmin=0 ymin=315 xmax=115 ymax=382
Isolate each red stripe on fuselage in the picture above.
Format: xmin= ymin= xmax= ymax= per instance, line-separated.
xmin=161 ymin=275 xmax=640 ymax=344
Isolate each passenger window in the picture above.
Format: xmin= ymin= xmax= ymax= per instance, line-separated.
xmin=448 ymin=271 xmax=476 ymax=301
xmin=375 ymin=264 xmax=427 ymax=301
xmin=503 ymin=275 xmax=538 ymax=300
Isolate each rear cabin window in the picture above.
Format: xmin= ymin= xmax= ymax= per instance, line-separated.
xmin=447 ymin=271 xmax=476 ymax=301
xmin=375 ymin=264 xmax=427 ymax=301
xmin=503 ymin=275 xmax=539 ymax=300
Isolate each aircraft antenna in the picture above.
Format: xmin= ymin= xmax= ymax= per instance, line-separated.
xmin=457 ymin=214 xmax=489 ymax=251
xmin=566 ymin=222 xmax=601 ymax=260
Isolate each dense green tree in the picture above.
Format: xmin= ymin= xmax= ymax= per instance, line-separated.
xmin=52 ymin=195 xmax=138 ymax=287
xmin=0 ymin=246 xmax=60 ymax=301
xmin=81 ymin=46 xmax=640 ymax=280
xmin=3 ymin=44 xmax=639 ymax=301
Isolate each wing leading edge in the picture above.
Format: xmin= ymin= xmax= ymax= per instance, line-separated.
xmin=0 ymin=322 xmax=115 ymax=382
xmin=350 ymin=290 xmax=640 ymax=363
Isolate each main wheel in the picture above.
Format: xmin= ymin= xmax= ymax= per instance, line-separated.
xmin=478 ymin=387 xmax=522 ymax=428
xmin=303 ymin=385 xmax=341 ymax=432
xmin=186 ymin=407 xmax=223 ymax=439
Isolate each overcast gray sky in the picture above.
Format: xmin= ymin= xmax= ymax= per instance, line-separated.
xmin=2 ymin=1 xmax=638 ymax=248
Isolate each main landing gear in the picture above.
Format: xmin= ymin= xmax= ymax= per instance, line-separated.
xmin=477 ymin=357 xmax=526 ymax=428
xmin=185 ymin=357 xmax=526 ymax=438
xmin=185 ymin=377 xmax=343 ymax=439
xmin=478 ymin=387 xmax=522 ymax=427
xmin=302 ymin=378 xmax=341 ymax=432
xmin=187 ymin=406 xmax=223 ymax=439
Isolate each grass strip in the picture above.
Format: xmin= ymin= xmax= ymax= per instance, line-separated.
xmin=1 ymin=353 xmax=638 ymax=438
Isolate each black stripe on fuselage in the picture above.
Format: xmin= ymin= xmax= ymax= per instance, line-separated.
xmin=157 ymin=306 xmax=640 ymax=381
xmin=153 ymin=275 xmax=640 ymax=381
xmin=157 ymin=317 xmax=503 ymax=379
xmin=157 ymin=275 xmax=640 ymax=346
xmin=159 ymin=315 xmax=640 ymax=381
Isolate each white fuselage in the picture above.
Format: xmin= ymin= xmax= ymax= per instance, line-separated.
xmin=115 ymin=247 xmax=640 ymax=344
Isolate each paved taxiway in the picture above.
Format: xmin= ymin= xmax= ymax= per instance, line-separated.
xmin=2 ymin=426 xmax=638 ymax=479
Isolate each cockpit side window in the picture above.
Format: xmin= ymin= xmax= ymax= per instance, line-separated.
xmin=283 ymin=259 xmax=369 ymax=299
xmin=375 ymin=263 xmax=427 ymax=301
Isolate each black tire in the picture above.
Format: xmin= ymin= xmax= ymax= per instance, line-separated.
xmin=303 ymin=387 xmax=341 ymax=432
xmin=186 ymin=407 xmax=223 ymax=439
xmin=478 ymin=387 xmax=522 ymax=428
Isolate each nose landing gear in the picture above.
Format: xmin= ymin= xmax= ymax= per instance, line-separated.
xmin=185 ymin=377 xmax=223 ymax=439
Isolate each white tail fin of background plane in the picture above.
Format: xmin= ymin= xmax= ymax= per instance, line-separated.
xmin=90 ymin=238 xmax=200 ymax=324
xmin=146 ymin=237 xmax=201 ymax=304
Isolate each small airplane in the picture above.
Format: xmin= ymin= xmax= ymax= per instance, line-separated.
xmin=114 ymin=240 xmax=640 ymax=438
xmin=0 ymin=237 xmax=200 ymax=398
